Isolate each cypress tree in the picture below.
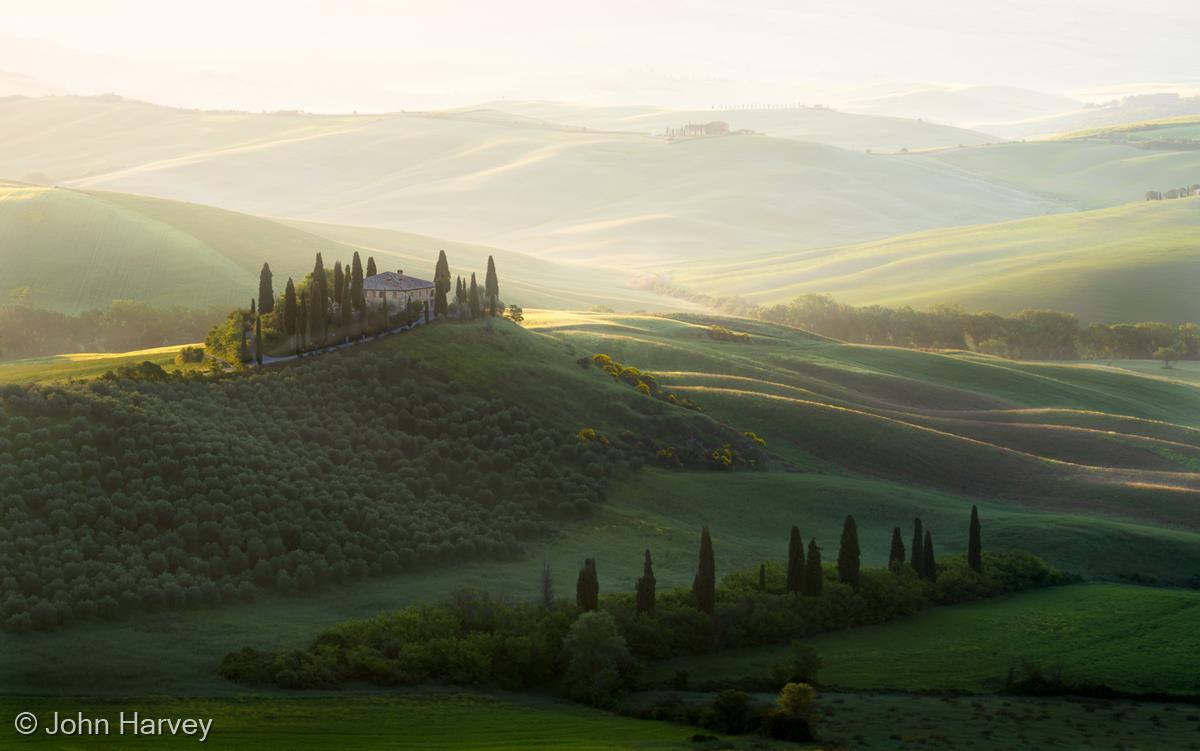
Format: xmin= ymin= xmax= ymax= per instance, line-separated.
xmin=692 ymin=526 xmax=716 ymax=614
xmin=298 ymin=291 xmax=308 ymax=352
xmin=484 ymin=255 xmax=500 ymax=316
xmin=283 ymin=278 xmax=297 ymax=337
xmin=249 ymin=297 xmax=256 ymax=319
xmin=258 ymin=262 xmax=275 ymax=314
xmin=837 ymin=515 xmax=861 ymax=587
xmin=312 ymin=253 xmax=327 ymax=305
xmin=888 ymin=527 xmax=906 ymax=571
xmin=575 ymin=558 xmax=599 ymax=612
xmin=308 ymin=284 xmax=322 ymax=347
xmin=468 ymin=273 xmax=481 ymax=320
xmin=351 ymin=252 xmax=365 ymax=312
xmin=910 ymin=517 xmax=924 ymax=575
xmin=786 ymin=525 xmax=804 ymax=594
xmin=333 ymin=261 xmax=344 ymax=307
xmin=923 ymin=531 xmax=937 ymax=581
xmin=339 ymin=272 xmax=352 ymax=333
xmin=456 ymin=276 xmax=466 ymax=319
xmin=758 ymin=563 xmax=766 ymax=592
xmin=968 ymin=505 xmax=982 ymax=573
xmin=254 ymin=315 xmax=263 ymax=365
xmin=803 ymin=539 xmax=823 ymax=596
xmin=635 ymin=549 xmax=656 ymax=614
xmin=434 ymin=249 xmax=451 ymax=317
xmin=366 ymin=255 xmax=377 ymax=278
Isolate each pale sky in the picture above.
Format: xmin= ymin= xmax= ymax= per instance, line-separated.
xmin=1 ymin=0 xmax=1197 ymax=111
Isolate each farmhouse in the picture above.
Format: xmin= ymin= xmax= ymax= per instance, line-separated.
xmin=363 ymin=270 xmax=435 ymax=313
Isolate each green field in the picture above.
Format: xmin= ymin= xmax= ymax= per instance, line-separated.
xmin=0 ymin=344 xmax=197 ymax=383
xmin=646 ymin=584 xmax=1200 ymax=694
xmin=670 ymin=199 xmax=1200 ymax=322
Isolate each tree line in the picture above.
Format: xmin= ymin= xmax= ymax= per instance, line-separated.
xmin=650 ymin=286 xmax=1200 ymax=362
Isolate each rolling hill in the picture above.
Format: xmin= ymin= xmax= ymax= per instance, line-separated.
xmin=668 ymin=199 xmax=1200 ymax=323
xmin=0 ymin=181 xmax=685 ymax=314
xmin=981 ymin=92 xmax=1200 ymax=139
xmin=843 ymin=85 xmax=1081 ymax=130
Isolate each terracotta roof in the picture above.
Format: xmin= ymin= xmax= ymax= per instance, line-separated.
xmin=363 ymin=271 xmax=434 ymax=291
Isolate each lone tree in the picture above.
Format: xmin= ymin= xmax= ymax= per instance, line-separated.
xmin=968 ymin=505 xmax=982 ymax=573
xmin=802 ymin=539 xmax=823 ymax=596
xmin=576 ymin=558 xmax=599 ymax=612
xmin=922 ymin=531 xmax=937 ymax=581
xmin=836 ymin=515 xmax=861 ymax=587
xmin=888 ymin=527 xmax=906 ymax=571
xmin=258 ymin=262 xmax=275 ymax=314
xmin=693 ymin=526 xmax=716 ymax=614
xmin=910 ymin=518 xmax=925 ymax=576
xmin=351 ymin=252 xmax=365 ymax=313
xmin=254 ymin=315 xmax=263 ymax=366
xmin=468 ymin=273 xmax=482 ymax=320
xmin=540 ymin=562 xmax=554 ymax=607
xmin=283 ymin=278 xmax=298 ymax=337
xmin=434 ymin=249 xmax=451 ymax=317
xmin=786 ymin=526 xmax=805 ymax=594
xmin=635 ymin=549 xmax=656 ymax=613
xmin=1155 ymin=346 xmax=1179 ymax=370
xmin=485 ymin=255 xmax=500 ymax=316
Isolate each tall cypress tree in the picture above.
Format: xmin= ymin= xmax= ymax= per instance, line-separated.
xmin=635 ymin=549 xmax=656 ymax=613
xmin=786 ymin=526 xmax=805 ymax=594
xmin=366 ymin=256 xmax=377 ymax=278
xmin=254 ymin=315 xmax=263 ymax=365
xmin=312 ymin=253 xmax=327 ymax=305
xmin=888 ymin=527 xmax=906 ymax=571
xmin=803 ymin=539 xmax=823 ymax=596
xmin=692 ymin=526 xmax=716 ymax=614
xmin=258 ymin=262 xmax=275 ymax=314
xmin=298 ymin=291 xmax=308 ymax=352
xmin=576 ymin=558 xmax=599 ymax=612
xmin=434 ymin=249 xmax=451 ymax=317
xmin=923 ymin=531 xmax=937 ymax=581
xmin=308 ymin=284 xmax=323 ymax=347
xmin=968 ymin=505 xmax=982 ymax=573
xmin=333 ymin=261 xmax=344 ymax=307
xmin=484 ymin=255 xmax=499 ymax=316
xmin=351 ymin=252 xmax=365 ymax=312
xmin=910 ymin=517 xmax=925 ymax=575
xmin=283 ymin=277 xmax=297 ymax=337
xmin=250 ymin=298 xmax=256 ymax=318
xmin=468 ymin=273 xmax=481 ymax=320
xmin=339 ymin=272 xmax=352 ymax=333
xmin=837 ymin=515 xmax=861 ymax=587
xmin=455 ymin=276 xmax=466 ymax=319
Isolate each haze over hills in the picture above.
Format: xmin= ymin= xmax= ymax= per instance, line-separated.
xmin=981 ymin=92 xmax=1200 ymax=139
xmin=842 ymin=85 xmax=1081 ymax=129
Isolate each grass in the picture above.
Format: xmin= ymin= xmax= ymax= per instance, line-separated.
xmin=0 ymin=693 xmax=743 ymax=750
xmin=0 ymin=344 xmax=197 ymax=383
xmin=672 ymin=198 xmax=1200 ymax=323
xmin=645 ymin=584 xmax=1200 ymax=695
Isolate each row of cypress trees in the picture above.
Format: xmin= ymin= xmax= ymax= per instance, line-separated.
xmin=571 ymin=506 xmax=984 ymax=615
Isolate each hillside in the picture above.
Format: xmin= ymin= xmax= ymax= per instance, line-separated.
xmin=0 ymin=96 xmax=1067 ymax=267
xmin=982 ymin=92 xmax=1200 ymax=139
xmin=843 ymin=85 xmax=1081 ymax=129
xmin=668 ymin=199 xmax=1200 ymax=323
xmin=0 ymin=182 xmax=683 ymax=314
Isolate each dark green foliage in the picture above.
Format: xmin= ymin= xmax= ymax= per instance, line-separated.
xmin=709 ymin=690 xmax=753 ymax=734
xmin=692 ymin=526 xmax=716 ymax=614
xmin=254 ymin=316 xmax=263 ymax=366
xmin=364 ymin=255 xmax=376 ymax=280
xmin=434 ymin=250 xmax=451 ymax=317
xmin=0 ymin=346 xmax=628 ymax=631
xmin=562 ymin=611 xmax=636 ymax=707
xmin=635 ymin=549 xmax=656 ymax=614
xmin=837 ymin=515 xmax=861 ymax=587
xmin=351 ymin=252 xmax=365 ymax=313
xmin=888 ymin=526 xmax=905 ymax=571
xmin=468 ymin=273 xmax=481 ymax=320
xmin=923 ymin=530 xmax=937 ymax=582
xmin=283 ymin=278 xmax=297 ymax=337
xmin=758 ymin=563 xmax=766 ymax=592
xmin=298 ymin=291 xmax=308 ymax=350
xmin=332 ymin=261 xmax=344 ymax=307
xmin=968 ymin=505 xmax=983 ymax=573
xmin=0 ymin=302 xmax=225 ymax=362
xmin=485 ymin=256 xmax=499 ymax=317
xmin=257 ymin=262 xmax=274 ymax=315
xmin=786 ymin=526 xmax=804 ymax=594
xmin=174 ymin=346 xmax=204 ymax=365
xmin=803 ymin=539 xmax=823 ymax=596
xmin=576 ymin=559 xmax=599 ymax=612
xmin=910 ymin=517 xmax=924 ymax=575
xmin=540 ymin=562 xmax=554 ymax=607
xmin=455 ymin=276 xmax=466 ymax=319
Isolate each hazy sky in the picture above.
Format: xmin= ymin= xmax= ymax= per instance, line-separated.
xmin=1 ymin=0 xmax=1197 ymax=111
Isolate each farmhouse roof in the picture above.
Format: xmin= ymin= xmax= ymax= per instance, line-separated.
xmin=363 ymin=271 xmax=434 ymax=291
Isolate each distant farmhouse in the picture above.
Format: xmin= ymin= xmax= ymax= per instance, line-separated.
xmin=664 ymin=121 xmax=734 ymax=140
xmin=364 ymin=270 xmax=435 ymax=311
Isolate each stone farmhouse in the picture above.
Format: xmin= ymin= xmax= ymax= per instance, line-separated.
xmin=363 ymin=270 xmax=435 ymax=314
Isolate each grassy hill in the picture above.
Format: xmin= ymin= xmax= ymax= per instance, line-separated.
xmin=669 ymin=199 xmax=1200 ymax=323
xmin=0 ymin=181 xmax=684 ymax=314
xmin=0 ymin=344 xmax=195 ymax=384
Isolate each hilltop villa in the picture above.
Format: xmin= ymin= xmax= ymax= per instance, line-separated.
xmin=363 ymin=270 xmax=436 ymax=312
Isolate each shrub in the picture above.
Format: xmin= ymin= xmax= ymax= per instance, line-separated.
xmin=562 ymin=611 xmax=637 ymax=707
xmin=761 ymin=682 xmax=817 ymax=742
xmin=709 ymin=689 xmax=754 ymax=734
xmin=174 ymin=346 xmax=205 ymax=365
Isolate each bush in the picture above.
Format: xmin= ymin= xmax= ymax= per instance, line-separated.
xmin=562 ymin=611 xmax=637 ymax=707
xmin=761 ymin=682 xmax=817 ymax=742
xmin=709 ymin=689 xmax=754 ymax=734
xmin=174 ymin=346 xmax=205 ymax=365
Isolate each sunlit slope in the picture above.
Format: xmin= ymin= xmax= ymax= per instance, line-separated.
xmin=524 ymin=311 xmax=1200 ymax=527
xmin=672 ymin=199 xmax=1200 ymax=323
xmin=0 ymin=182 xmax=682 ymax=314
xmin=0 ymin=344 xmax=194 ymax=384
xmin=0 ymin=97 xmax=1064 ymax=266
xmin=473 ymin=99 xmax=998 ymax=151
